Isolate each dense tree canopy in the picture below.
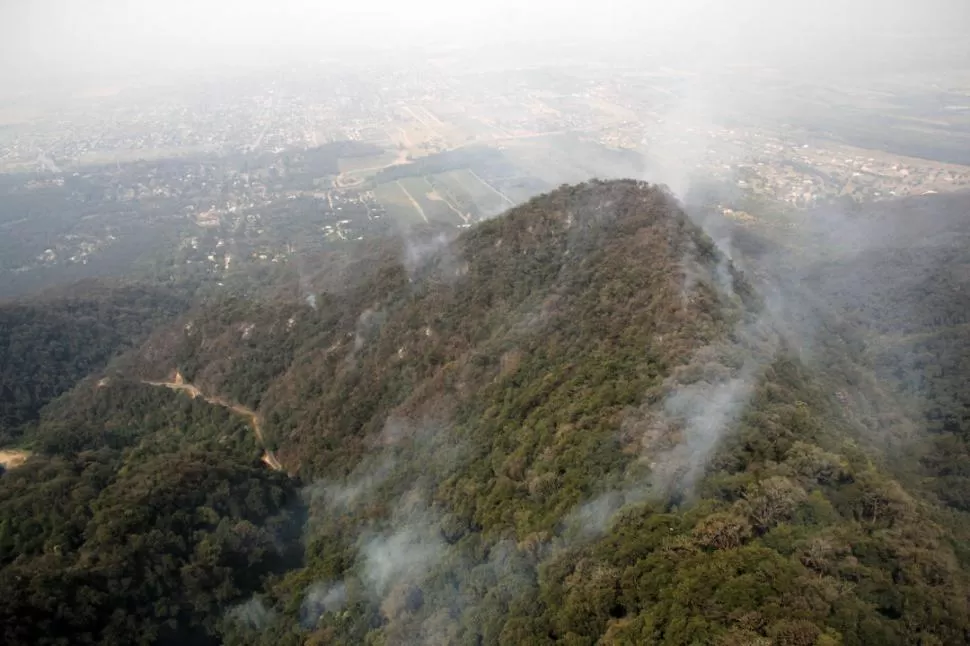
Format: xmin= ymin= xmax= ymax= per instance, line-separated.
xmin=2 ymin=180 xmax=970 ymax=645
xmin=0 ymin=281 xmax=189 ymax=440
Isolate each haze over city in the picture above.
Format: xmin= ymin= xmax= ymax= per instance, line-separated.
xmin=3 ymin=0 xmax=969 ymax=86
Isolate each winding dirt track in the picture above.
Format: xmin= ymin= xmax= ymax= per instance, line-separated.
xmin=143 ymin=373 xmax=283 ymax=471
xmin=0 ymin=450 xmax=30 ymax=470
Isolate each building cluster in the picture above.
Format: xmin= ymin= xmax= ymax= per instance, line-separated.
xmin=3 ymin=61 xmax=969 ymax=282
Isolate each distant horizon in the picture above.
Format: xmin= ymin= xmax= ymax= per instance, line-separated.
xmin=2 ymin=0 xmax=969 ymax=90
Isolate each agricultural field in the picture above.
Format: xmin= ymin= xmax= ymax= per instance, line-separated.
xmin=432 ymin=169 xmax=513 ymax=219
xmin=426 ymin=173 xmax=481 ymax=221
xmin=385 ymin=121 xmax=442 ymax=158
xmin=373 ymin=181 xmax=426 ymax=227
xmin=337 ymin=152 xmax=399 ymax=175
xmin=492 ymin=175 xmax=551 ymax=204
xmin=397 ymin=176 xmax=464 ymax=226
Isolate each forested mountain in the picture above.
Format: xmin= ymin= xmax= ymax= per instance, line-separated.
xmin=794 ymin=193 xmax=970 ymax=514
xmin=0 ymin=381 xmax=301 ymax=645
xmin=0 ymin=281 xmax=190 ymax=442
xmin=2 ymin=180 xmax=970 ymax=645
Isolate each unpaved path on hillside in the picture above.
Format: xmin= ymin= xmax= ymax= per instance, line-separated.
xmin=0 ymin=449 xmax=30 ymax=470
xmin=143 ymin=373 xmax=283 ymax=471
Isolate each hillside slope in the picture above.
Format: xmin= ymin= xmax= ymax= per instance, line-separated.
xmin=119 ymin=180 xmax=970 ymax=645
xmin=795 ymin=193 xmax=970 ymax=514
xmin=0 ymin=280 xmax=190 ymax=441
xmin=2 ymin=180 xmax=969 ymax=645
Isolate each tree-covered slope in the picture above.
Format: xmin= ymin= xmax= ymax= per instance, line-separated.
xmin=108 ymin=181 xmax=970 ymax=645
xmin=0 ymin=280 xmax=190 ymax=441
xmin=0 ymin=376 xmax=302 ymax=646
xmin=3 ymin=180 xmax=970 ymax=645
xmin=788 ymin=193 xmax=970 ymax=513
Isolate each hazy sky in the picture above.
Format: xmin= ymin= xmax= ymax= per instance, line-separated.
xmin=1 ymin=0 xmax=968 ymax=85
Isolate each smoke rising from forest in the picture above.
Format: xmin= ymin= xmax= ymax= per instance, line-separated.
xmin=228 ymin=597 xmax=276 ymax=630
xmin=300 ymin=582 xmax=347 ymax=629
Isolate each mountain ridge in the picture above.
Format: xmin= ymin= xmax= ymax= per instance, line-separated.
xmin=1 ymin=180 xmax=970 ymax=645
xmin=125 ymin=179 xmax=753 ymax=481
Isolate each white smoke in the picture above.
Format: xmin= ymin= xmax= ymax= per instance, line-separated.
xmin=360 ymin=518 xmax=445 ymax=596
xmin=641 ymin=74 xmax=716 ymax=202
xmin=353 ymin=307 xmax=382 ymax=352
xmin=654 ymin=366 xmax=759 ymax=491
xmin=227 ymin=597 xmax=276 ymax=630
xmin=303 ymin=454 xmax=397 ymax=510
xmin=402 ymin=232 xmax=458 ymax=280
xmin=300 ymin=581 xmax=347 ymax=629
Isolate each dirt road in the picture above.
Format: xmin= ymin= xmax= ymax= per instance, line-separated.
xmin=143 ymin=373 xmax=284 ymax=471
xmin=0 ymin=449 xmax=30 ymax=470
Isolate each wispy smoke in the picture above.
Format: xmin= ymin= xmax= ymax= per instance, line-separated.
xmin=294 ymin=252 xmax=319 ymax=310
xmin=343 ymin=306 xmax=386 ymax=365
xmin=303 ymin=454 xmax=396 ymax=510
xmin=360 ymin=509 xmax=446 ymax=596
xmin=292 ymin=191 xmax=819 ymax=639
xmin=407 ymin=538 xmax=538 ymax=644
xmin=301 ymin=415 xmax=463 ymax=528
xmin=228 ymin=597 xmax=276 ymax=630
xmin=564 ymin=490 xmax=630 ymax=542
xmin=712 ymin=237 xmax=739 ymax=300
xmin=653 ymin=365 xmax=759 ymax=491
xmin=354 ymin=307 xmax=383 ymax=352
xmin=298 ymin=414 xmax=469 ymax=639
xmin=401 ymin=232 xmax=468 ymax=282
xmin=642 ymin=75 xmax=717 ymax=202
xmin=564 ymin=229 xmax=777 ymax=538
xmin=300 ymin=410 xmax=481 ymax=641
xmin=300 ymin=582 xmax=347 ymax=629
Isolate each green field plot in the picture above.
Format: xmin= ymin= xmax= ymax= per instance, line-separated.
xmin=338 ymin=152 xmax=399 ymax=175
xmin=492 ymin=176 xmax=551 ymax=204
xmin=433 ymin=169 xmax=513 ymax=219
xmin=374 ymin=181 xmax=427 ymax=227
xmin=427 ymin=173 xmax=481 ymax=221
xmin=397 ymin=177 xmax=464 ymax=226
